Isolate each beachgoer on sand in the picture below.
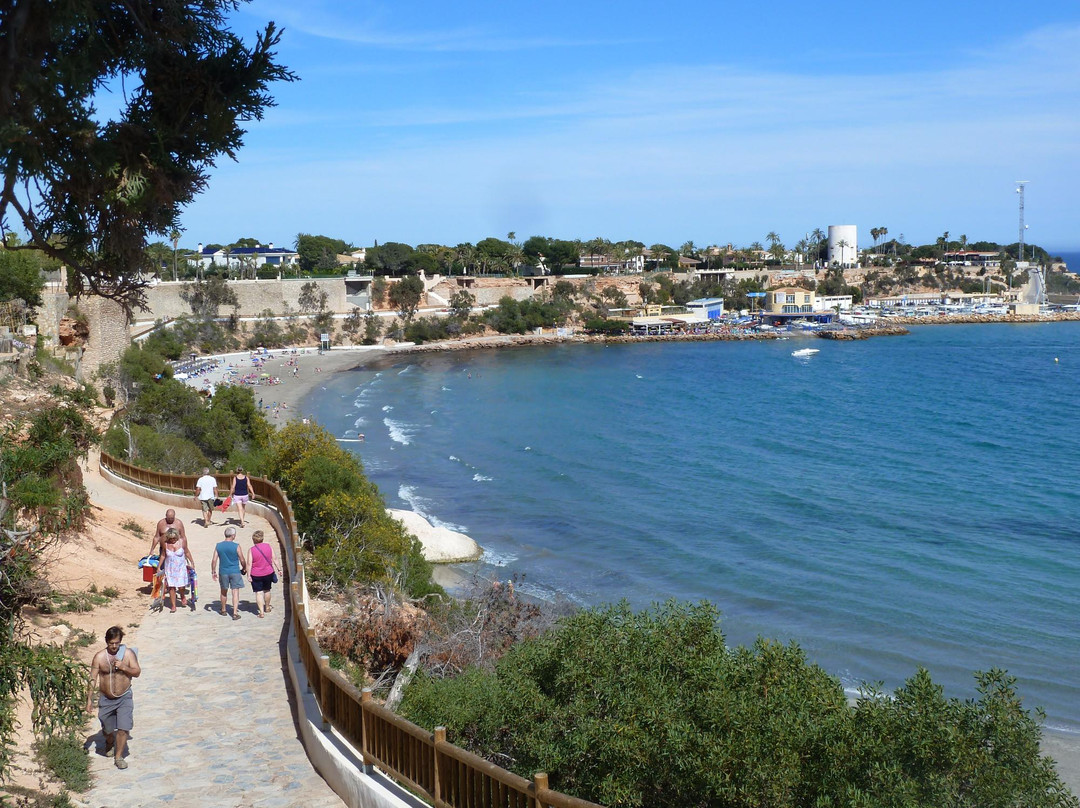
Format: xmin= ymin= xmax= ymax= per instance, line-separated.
xmin=86 ymin=626 xmax=141 ymax=769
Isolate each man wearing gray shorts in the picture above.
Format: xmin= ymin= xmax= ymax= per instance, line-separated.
xmin=86 ymin=626 xmax=141 ymax=769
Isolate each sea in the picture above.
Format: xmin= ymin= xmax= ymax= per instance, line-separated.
xmin=306 ymin=323 xmax=1080 ymax=733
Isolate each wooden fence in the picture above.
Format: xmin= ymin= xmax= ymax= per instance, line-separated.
xmin=99 ymin=451 xmax=602 ymax=808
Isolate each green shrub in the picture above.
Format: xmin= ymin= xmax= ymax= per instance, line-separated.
xmin=403 ymin=317 xmax=452 ymax=344
xmin=482 ymin=296 xmax=574 ymax=334
xmin=583 ymin=317 xmax=629 ymax=335
xmin=265 ymin=421 xmax=443 ymax=599
xmin=119 ymin=519 xmax=146 ymax=538
xmin=401 ymin=601 xmax=1077 ymax=808
xmin=36 ymin=734 xmax=90 ymax=793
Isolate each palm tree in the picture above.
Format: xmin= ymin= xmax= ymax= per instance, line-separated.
xmin=835 ymin=239 xmax=849 ymax=267
xmin=870 ymin=227 xmax=881 ymax=253
xmin=879 ymin=226 xmax=889 ymax=256
xmin=455 ymin=243 xmax=477 ymax=276
xmin=506 ymin=243 xmax=524 ymax=276
xmin=170 ymin=229 xmax=181 ymax=281
xmin=795 ymin=238 xmax=809 ymax=268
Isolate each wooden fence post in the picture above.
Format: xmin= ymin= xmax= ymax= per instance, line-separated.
xmin=434 ymin=727 xmax=446 ymax=806
xmin=319 ymin=655 xmax=330 ymax=731
xmin=360 ymin=688 xmax=374 ymax=772
xmin=533 ymin=773 xmax=549 ymax=808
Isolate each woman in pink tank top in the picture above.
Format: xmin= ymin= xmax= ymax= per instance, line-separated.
xmin=246 ymin=530 xmax=281 ymax=618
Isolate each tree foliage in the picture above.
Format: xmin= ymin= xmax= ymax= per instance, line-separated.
xmin=401 ymin=600 xmax=1078 ymax=808
xmin=482 ymin=296 xmax=574 ymax=334
xmin=103 ymin=343 xmax=270 ymax=471
xmin=0 ymin=0 xmax=295 ymax=311
xmin=263 ymin=421 xmax=439 ymax=598
xmin=295 ymin=233 xmax=349 ymax=273
xmin=365 ymin=242 xmax=438 ymax=277
xmin=388 ymin=275 xmax=425 ymax=322
xmin=0 ymin=246 xmax=48 ymax=307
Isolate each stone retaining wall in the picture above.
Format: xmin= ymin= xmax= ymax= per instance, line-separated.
xmin=141 ymin=278 xmax=350 ymax=320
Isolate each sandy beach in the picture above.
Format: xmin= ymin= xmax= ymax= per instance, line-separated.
xmin=179 ymin=344 xmax=389 ymax=422
xmin=178 ymin=340 xmax=1080 ymax=793
xmin=178 ymin=343 xmax=487 ymax=569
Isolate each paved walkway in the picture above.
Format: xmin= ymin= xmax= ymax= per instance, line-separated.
xmin=82 ymin=459 xmax=343 ymax=808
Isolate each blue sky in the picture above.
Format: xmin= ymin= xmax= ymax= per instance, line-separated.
xmin=176 ymin=1 xmax=1080 ymax=253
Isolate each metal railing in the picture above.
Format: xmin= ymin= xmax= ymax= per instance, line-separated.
xmin=99 ymin=451 xmax=602 ymax=808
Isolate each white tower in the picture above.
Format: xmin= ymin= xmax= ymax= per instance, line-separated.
xmin=828 ymin=225 xmax=858 ymax=268
xmin=1015 ymin=181 xmax=1029 ymax=262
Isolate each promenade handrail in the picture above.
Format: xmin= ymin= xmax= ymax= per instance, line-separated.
xmin=99 ymin=451 xmax=602 ymax=808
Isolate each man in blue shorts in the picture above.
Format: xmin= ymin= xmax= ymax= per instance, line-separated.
xmin=86 ymin=626 xmax=141 ymax=769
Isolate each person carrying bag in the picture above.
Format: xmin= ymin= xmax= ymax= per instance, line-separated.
xmin=246 ymin=530 xmax=282 ymax=618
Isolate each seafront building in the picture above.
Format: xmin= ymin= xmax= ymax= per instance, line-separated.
xmin=190 ymin=243 xmax=301 ymax=274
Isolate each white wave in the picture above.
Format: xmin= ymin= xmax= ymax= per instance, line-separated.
xmin=352 ymin=416 xmax=366 ymax=427
xmin=524 ymin=446 xmax=531 ymax=451
xmin=472 ymin=474 xmax=493 ymax=482
xmin=480 ymin=547 xmax=519 ymax=567
xmin=441 ymin=386 xmax=452 ymax=391
xmin=381 ymin=404 xmax=393 ymax=412
xmin=448 ymin=455 xmax=460 ymax=462
xmin=397 ymin=484 xmax=469 ymax=533
xmin=428 ymin=514 xmax=469 ymax=533
xmin=513 ymin=580 xmax=587 ymax=606
xmin=397 ymin=366 xmax=413 ymax=375
xmin=384 ymin=418 xmax=414 ymax=445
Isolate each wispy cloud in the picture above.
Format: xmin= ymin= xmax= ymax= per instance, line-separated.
xmin=254 ymin=0 xmax=637 ymax=52
xmin=184 ymin=23 xmax=1080 ymax=247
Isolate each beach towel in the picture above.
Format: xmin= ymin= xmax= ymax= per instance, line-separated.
xmin=218 ymin=495 xmax=233 ymax=512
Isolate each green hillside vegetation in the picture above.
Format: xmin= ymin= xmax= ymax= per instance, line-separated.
xmin=261 ymin=420 xmax=439 ymax=598
xmin=401 ymin=601 xmax=1077 ymax=808
xmin=0 ymin=386 xmax=99 ymax=788
xmin=100 ymin=342 xmax=438 ymax=600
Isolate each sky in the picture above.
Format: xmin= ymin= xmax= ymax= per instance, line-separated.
xmin=173 ymin=0 xmax=1080 ymax=253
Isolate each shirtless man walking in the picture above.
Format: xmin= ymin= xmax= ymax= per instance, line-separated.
xmin=148 ymin=509 xmax=189 ymax=558
xmin=86 ymin=626 xmax=141 ymax=769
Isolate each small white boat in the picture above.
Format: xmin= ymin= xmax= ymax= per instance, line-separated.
xmin=791 ymin=348 xmax=820 ymax=357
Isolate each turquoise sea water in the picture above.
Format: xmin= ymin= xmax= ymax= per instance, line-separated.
xmin=306 ymin=324 xmax=1080 ymax=732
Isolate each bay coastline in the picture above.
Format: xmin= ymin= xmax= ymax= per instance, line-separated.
xmin=181 ymin=328 xmax=1080 ymax=792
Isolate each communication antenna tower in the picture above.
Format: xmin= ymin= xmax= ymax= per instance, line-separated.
xmin=1015 ymin=181 xmax=1029 ymax=262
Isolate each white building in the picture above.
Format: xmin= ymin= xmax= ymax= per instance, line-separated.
xmin=190 ymin=243 xmax=300 ymax=273
xmin=828 ymin=225 xmax=858 ymax=268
